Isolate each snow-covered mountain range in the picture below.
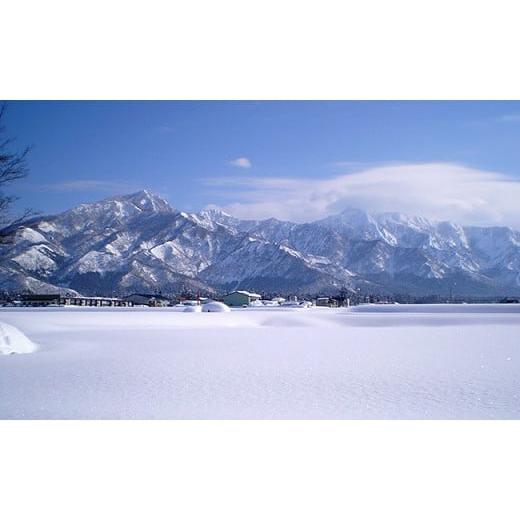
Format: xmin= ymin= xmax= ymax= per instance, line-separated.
xmin=1 ymin=190 xmax=519 ymax=297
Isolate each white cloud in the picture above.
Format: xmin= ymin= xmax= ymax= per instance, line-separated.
xmin=208 ymin=162 xmax=520 ymax=228
xmin=229 ymin=157 xmax=252 ymax=168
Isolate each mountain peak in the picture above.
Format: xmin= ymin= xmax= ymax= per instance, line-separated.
xmin=318 ymin=206 xmax=375 ymax=229
xmin=118 ymin=190 xmax=173 ymax=213
xmin=200 ymin=207 xmax=233 ymax=220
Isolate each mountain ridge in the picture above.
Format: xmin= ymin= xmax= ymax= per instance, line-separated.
xmin=1 ymin=190 xmax=519 ymax=297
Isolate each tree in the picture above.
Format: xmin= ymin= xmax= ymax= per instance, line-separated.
xmin=0 ymin=103 xmax=33 ymax=242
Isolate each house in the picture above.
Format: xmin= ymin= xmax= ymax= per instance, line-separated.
xmin=222 ymin=290 xmax=261 ymax=307
xmin=316 ymin=297 xmax=338 ymax=307
xmin=19 ymin=294 xmax=133 ymax=307
xmin=20 ymin=294 xmax=61 ymax=306
xmin=124 ymin=293 xmax=171 ymax=306
xmin=63 ymin=296 xmax=133 ymax=307
xmin=500 ymin=297 xmax=520 ymax=304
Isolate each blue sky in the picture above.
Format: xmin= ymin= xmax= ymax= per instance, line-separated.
xmin=5 ymin=101 xmax=520 ymax=225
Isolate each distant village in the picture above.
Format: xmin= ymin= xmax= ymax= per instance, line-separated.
xmin=2 ymin=290 xmax=349 ymax=308
xmin=1 ymin=288 xmax=518 ymax=308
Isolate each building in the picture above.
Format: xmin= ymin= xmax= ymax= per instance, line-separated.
xmin=500 ymin=297 xmax=520 ymax=304
xmin=123 ymin=293 xmax=171 ymax=306
xmin=63 ymin=296 xmax=133 ymax=307
xmin=222 ymin=290 xmax=261 ymax=307
xmin=19 ymin=294 xmax=133 ymax=307
xmin=316 ymin=297 xmax=339 ymax=307
xmin=20 ymin=294 xmax=61 ymax=306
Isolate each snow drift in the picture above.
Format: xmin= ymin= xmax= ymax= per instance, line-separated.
xmin=0 ymin=322 xmax=38 ymax=355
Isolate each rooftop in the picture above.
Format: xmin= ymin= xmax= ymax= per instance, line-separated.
xmin=228 ymin=290 xmax=262 ymax=298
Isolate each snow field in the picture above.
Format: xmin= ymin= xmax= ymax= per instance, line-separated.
xmin=0 ymin=304 xmax=519 ymax=419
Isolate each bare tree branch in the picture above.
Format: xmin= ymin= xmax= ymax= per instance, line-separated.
xmin=0 ymin=102 xmax=34 ymax=243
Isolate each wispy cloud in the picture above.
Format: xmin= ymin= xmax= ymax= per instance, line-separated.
xmin=229 ymin=157 xmax=252 ymax=169
xmin=496 ymin=113 xmax=520 ymax=123
xmin=331 ymin=160 xmax=403 ymax=171
xmin=206 ymin=162 xmax=520 ymax=227
xmin=44 ymin=180 xmax=138 ymax=193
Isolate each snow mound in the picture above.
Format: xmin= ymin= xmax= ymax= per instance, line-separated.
xmin=202 ymin=301 xmax=231 ymax=312
xmin=182 ymin=305 xmax=202 ymax=313
xmin=0 ymin=322 xmax=38 ymax=355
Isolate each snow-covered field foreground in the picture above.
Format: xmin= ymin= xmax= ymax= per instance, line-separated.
xmin=1 ymin=304 xmax=519 ymax=419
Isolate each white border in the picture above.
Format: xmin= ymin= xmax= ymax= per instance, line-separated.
xmin=2 ymin=0 xmax=520 ymax=100
xmin=1 ymin=421 xmax=519 ymax=519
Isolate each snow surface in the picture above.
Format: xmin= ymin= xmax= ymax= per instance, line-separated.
xmin=0 ymin=304 xmax=519 ymax=419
